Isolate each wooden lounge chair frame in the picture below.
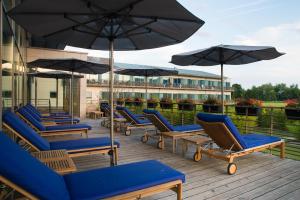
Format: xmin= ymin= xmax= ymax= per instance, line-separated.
xmin=2 ymin=122 xmax=118 ymax=161
xmin=197 ymin=119 xmax=285 ymax=175
xmin=0 ymin=175 xmax=183 ymax=200
xmin=16 ymin=112 xmax=89 ymax=138
xmin=118 ymin=109 xmax=156 ymax=136
xmin=100 ymin=107 xmax=127 ymax=132
xmin=144 ymin=113 xmax=204 ymax=153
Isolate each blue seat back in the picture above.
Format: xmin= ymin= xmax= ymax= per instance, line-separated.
xmin=196 ymin=113 xmax=247 ymax=149
xmin=2 ymin=111 xmax=50 ymax=151
xmin=18 ymin=107 xmax=46 ymax=131
xmin=143 ymin=109 xmax=174 ymax=131
xmin=26 ymin=103 xmax=42 ymax=118
xmin=0 ymin=132 xmax=70 ymax=200
xmin=24 ymin=106 xmax=42 ymax=121
xmin=116 ymin=106 xmax=142 ymax=124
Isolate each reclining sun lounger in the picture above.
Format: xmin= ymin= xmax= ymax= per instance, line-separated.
xmin=143 ymin=109 xmax=204 ymax=153
xmin=2 ymin=111 xmax=119 ymax=160
xmin=24 ymin=104 xmax=80 ymax=124
xmin=100 ymin=104 xmax=127 ymax=131
xmin=196 ymin=113 xmax=285 ymax=175
xmin=16 ymin=108 xmax=91 ymax=137
xmin=26 ymin=103 xmax=71 ymax=117
xmin=116 ymin=106 xmax=155 ymax=136
xmin=0 ymin=132 xmax=184 ymax=200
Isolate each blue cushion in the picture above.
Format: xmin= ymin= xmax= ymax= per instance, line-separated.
xmin=173 ymin=124 xmax=202 ymax=132
xmin=24 ymin=106 xmax=43 ymax=121
xmin=45 ymin=124 xmax=92 ymax=131
xmin=43 ymin=118 xmax=80 ymax=123
xmin=50 ymin=137 xmax=120 ymax=150
xmin=18 ymin=107 xmax=46 ymax=131
xmin=2 ymin=111 xmax=50 ymax=151
xmin=117 ymin=106 xmax=151 ymax=124
xmin=242 ymin=134 xmax=281 ymax=149
xmin=197 ymin=113 xmax=249 ymax=149
xmin=0 ymin=132 xmax=70 ymax=200
xmin=64 ymin=160 xmax=185 ymax=200
xmin=143 ymin=109 xmax=174 ymax=131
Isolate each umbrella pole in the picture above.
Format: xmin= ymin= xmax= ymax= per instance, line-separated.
xmin=71 ymin=72 xmax=74 ymax=124
xmin=145 ymin=76 xmax=148 ymax=108
xmin=56 ymin=78 xmax=58 ymax=109
xmin=109 ymin=39 xmax=116 ymax=166
xmin=35 ymin=67 xmax=38 ymax=108
xmin=221 ymin=63 xmax=224 ymax=114
xmin=0 ymin=5 xmax=2 ymax=130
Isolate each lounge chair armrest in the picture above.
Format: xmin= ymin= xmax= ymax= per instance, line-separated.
xmin=39 ymin=128 xmax=88 ymax=134
xmin=42 ymin=121 xmax=57 ymax=126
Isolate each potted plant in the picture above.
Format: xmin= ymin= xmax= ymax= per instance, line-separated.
xmin=124 ymin=97 xmax=134 ymax=106
xmin=116 ymin=98 xmax=125 ymax=106
xmin=285 ymin=99 xmax=300 ymax=120
xmin=178 ymin=99 xmax=195 ymax=111
xmin=160 ymin=97 xmax=173 ymax=109
xmin=203 ymin=97 xmax=222 ymax=113
xmin=147 ymin=98 xmax=159 ymax=108
xmin=134 ymin=97 xmax=144 ymax=106
xmin=235 ymin=98 xmax=262 ymax=116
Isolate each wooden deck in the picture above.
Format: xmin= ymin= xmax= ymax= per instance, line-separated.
xmin=49 ymin=119 xmax=300 ymax=200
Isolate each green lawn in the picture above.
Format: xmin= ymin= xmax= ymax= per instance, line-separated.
xmin=263 ymin=101 xmax=286 ymax=107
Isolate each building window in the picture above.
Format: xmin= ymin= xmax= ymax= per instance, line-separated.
xmin=50 ymin=91 xmax=57 ymax=98
xmin=2 ymin=90 xmax=12 ymax=98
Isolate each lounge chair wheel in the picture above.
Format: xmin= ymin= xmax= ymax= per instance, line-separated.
xmin=125 ymin=130 xmax=131 ymax=136
xmin=141 ymin=135 xmax=148 ymax=143
xmin=157 ymin=141 xmax=163 ymax=149
xmin=193 ymin=152 xmax=202 ymax=162
xmin=227 ymin=163 xmax=237 ymax=175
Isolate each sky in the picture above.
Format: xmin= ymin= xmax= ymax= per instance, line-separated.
xmin=66 ymin=0 xmax=300 ymax=89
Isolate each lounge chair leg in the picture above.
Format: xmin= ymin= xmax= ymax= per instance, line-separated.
xmin=280 ymin=142 xmax=285 ymax=159
xmin=114 ymin=147 xmax=118 ymax=165
xmin=177 ymin=182 xmax=183 ymax=200
xmin=172 ymin=138 xmax=176 ymax=153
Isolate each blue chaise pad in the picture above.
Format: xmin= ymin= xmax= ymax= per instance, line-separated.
xmin=18 ymin=107 xmax=47 ymax=131
xmin=242 ymin=134 xmax=281 ymax=149
xmin=43 ymin=118 xmax=80 ymax=123
xmin=50 ymin=137 xmax=120 ymax=150
xmin=0 ymin=132 xmax=71 ymax=200
xmin=172 ymin=124 xmax=202 ymax=132
xmin=197 ymin=113 xmax=248 ymax=149
xmin=2 ymin=111 xmax=50 ymax=151
xmin=27 ymin=103 xmax=70 ymax=117
xmin=45 ymin=123 xmax=92 ymax=131
xmin=143 ymin=109 xmax=202 ymax=132
xmin=64 ymin=160 xmax=185 ymax=200
xmin=117 ymin=106 xmax=151 ymax=124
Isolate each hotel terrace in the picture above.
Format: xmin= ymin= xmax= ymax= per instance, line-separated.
xmin=0 ymin=1 xmax=299 ymax=200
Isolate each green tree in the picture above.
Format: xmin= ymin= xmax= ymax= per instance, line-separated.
xmin=232 ymin=83 xmax=245 ymax=99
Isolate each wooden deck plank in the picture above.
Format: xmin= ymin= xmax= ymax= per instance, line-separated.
xmin=57 ymin=119 xmax=300 ymax=200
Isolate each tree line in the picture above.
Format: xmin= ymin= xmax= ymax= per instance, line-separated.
xmin=232 ymin=83 xmax=300 ymax=101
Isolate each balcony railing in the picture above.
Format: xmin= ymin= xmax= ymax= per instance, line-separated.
xmin=87 ymin=79 xmax=233 ymax=91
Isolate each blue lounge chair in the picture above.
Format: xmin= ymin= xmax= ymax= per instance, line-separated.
xmin=116 ymin=106 xmax=155 ymax=136
xmin=100 ymin=104 xmax=126 ymax=129
xmin=27 ymin=103 xmax=71 ymax=117
xmin=143 ymin=109 xmax=204 ymax=153
xmin=17 ymin=108 xmax=91 ymax=137
xmin=2 ymin=111 xmax=119 ymax=159
xmin=24 ymin=104 xmax=80 ymax=123
xmin=0 ymin=132 xmax=184 ymax=200
xmin=196 ymin=113 xmax=285 ymax=175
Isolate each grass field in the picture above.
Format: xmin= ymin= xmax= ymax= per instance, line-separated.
xmin=263 ymin=101 xmax=286 ymax=107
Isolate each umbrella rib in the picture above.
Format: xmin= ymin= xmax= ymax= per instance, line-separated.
xmin=88 ymin=20 xmax=110 ymax=48
xmin=116 ymin=19 xmax=156 ymax=38
xmin=127 ymin=14 xmax=203 ymax=24
xmin=64 ymin=15 xmax=99 ymax=33
xmin=43 ymin=16 xmax=106 ymax=38
xmin=191 ymin=48 xmax=219 ymax=65
xmin=79 ymin=0 xmax=108 ymax=12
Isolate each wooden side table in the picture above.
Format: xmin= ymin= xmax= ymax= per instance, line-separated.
xmin=90 ymin=111 xmax=104 ymax=119
xmin=159 ymin=130 xmax=205 ymax=153
xmin=181 ymin=136 xmax=211 ymax=161
xmin=32 ymin=150 xmax=77 ymax=174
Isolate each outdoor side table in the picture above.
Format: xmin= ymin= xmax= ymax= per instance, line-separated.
xmin=90 ymin=111 xmax=104 ymax=119
xmin=159 ymin=131 xmax=205 ymax=153
xmin=31 ymin=150 xmax=77 ymax=174
xmin=114 ymin=118 xmax=127 ymax=132
xmin=181 ymin=136 xmax=211 ymax=161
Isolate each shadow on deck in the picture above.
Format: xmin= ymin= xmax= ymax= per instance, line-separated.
xmin=49 ymin=119 xmax=300 ymax=200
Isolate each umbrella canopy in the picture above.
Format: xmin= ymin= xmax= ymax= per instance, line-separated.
xmin=8 ymin=0 xmax=204 ymax=166
xmin=27 ymin=59 xmax=109 ymax=74
xmin=115 ymin=63 xmax=178 ymax=100
xmin=27 ymin=71 xmax=84 ymax=79
xmin=171 ymin=45 xmax=285 ymax=113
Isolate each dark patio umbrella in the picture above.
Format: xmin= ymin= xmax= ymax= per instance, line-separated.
xmin=9 ymin=0 xmax=204 ymax=165
xmin=171 ymin=45 xmax=284 ymax=113
xmin=28 ymin=71 xmax=83 ymax=109
xmin=115 ymin=63 xmax=178 ymax=100
xmin=27 ymin=59 xmax=109 ymax=123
